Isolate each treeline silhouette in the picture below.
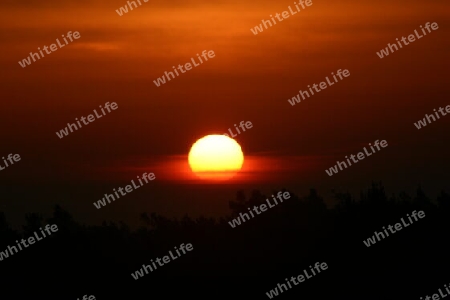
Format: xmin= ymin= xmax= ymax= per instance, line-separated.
xmin=1 ymin=182 xmax=449 ymax=299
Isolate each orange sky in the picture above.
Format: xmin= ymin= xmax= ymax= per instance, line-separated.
xmin=0 ymin=0 xmax=449 ymax=191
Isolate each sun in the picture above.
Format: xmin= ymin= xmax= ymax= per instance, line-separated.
xmin=188 ymin=135 xmax=244 ymax=180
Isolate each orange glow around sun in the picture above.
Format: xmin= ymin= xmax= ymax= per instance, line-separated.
xmin=188 ymin=135 xmax=244 ymax=180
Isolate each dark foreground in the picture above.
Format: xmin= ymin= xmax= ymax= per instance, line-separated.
xmin=0 ymin=182 xmax=449 ymax=299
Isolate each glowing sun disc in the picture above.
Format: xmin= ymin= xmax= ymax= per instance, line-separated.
xmin=188 ymin=135 xmax=244 ymax=180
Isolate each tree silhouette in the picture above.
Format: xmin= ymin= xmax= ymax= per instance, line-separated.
xmin=0 ymin=182 xmax=449 ymax=300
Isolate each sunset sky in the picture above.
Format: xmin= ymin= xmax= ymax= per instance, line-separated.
xmin=0 ymin=0 xmax=449 ymax=227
